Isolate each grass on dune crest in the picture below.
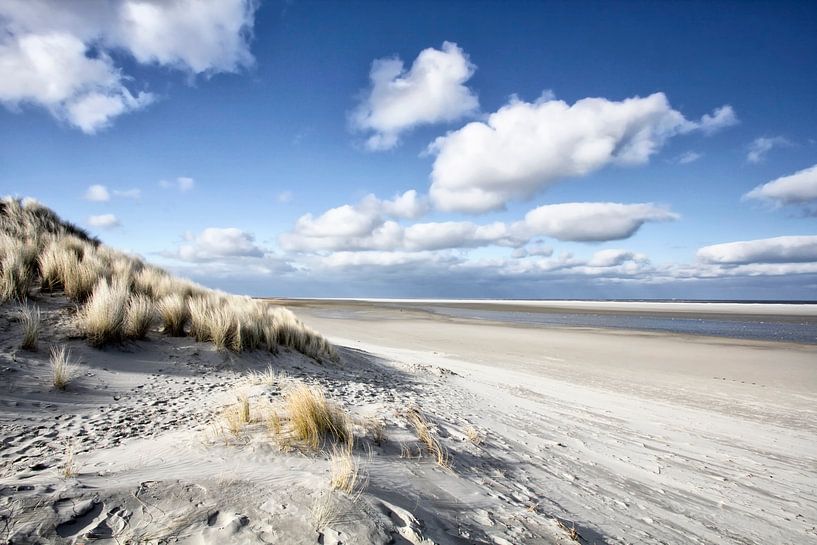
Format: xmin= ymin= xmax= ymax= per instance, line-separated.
xmin=0 ymin=196 xmax=337 ymax=360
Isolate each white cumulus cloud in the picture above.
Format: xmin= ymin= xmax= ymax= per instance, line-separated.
xmin=746 ymin=136 xmax=791 ymax=163
xmin=84 ymin=184 xmax=111 ymax=202
xmin=279 ymin=190 xmax=429 ymax=251
xmin=744 ymin=163 xmax=817 ymax=206
xmin=518 ymin=202 xmax=678 ymax=242
xmin=351 ymin=41 xmax=479 ymax=151
xmin=428 ymin=92 xmax=736 ymax=213
xmin=87 ymin=213 xmax=119 ymax=228
xmin=0 ymin=0 xmax=256 ymax=133
xmin=697 ymin=235 xmax=817 ymax=264
xmin=176 ymin=227 xmax=264 ymax=262
xmin=281 ymin=198 xmax=677 ymax=253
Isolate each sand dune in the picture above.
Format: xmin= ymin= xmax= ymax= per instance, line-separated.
xmin=3 ymin=295 xmax=817 ymax=543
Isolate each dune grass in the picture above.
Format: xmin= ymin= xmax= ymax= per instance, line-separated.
xmin=0 ymin=235 xmax=36 ymax=302
xmin=286 ymin=383 xmax=351 ymax=450
xmin=78 ymin=279 xmax=128 ymax=346
xmin=329 ymin=445 xmax=366 ymax=496
xmin=50 ymin=345 xmax=77 ymax=390
xmin=0 ymin=197 xmax=337 ymax=360
xmin=406 ymin=407 xmax=450 ymax=468
xmin=156 ymin=293 xmax=189 ymax=336
xmin=464 ymin=425 xmax=482 ymax=446
xmin=19 ymin=302 xmax=40 ymax=350
xmin=60 ymin=442 xmax=78 ymax=479
xmin=124 ymin=294 xmax=154 ymax=339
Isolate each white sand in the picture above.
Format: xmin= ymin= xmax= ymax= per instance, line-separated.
xmin=2 ymin=296 xmax=816 ymax=544
xmin=291 ymin=300 xmax=817 ymax=544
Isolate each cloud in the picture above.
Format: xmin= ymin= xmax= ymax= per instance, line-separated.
xmin=160 ymin=176 xmax=195 ymax=192
xmin=351 ymin=41 xmax=479 ymax=151
xmin=746 ymin=136 xmax=791 ymax=163
xmin=696 ymin=105 xmax=739 ymax=135
xmin=279 ymin=190 xmax=429 ymax=251
xmin=697 ymin=235 xmax=817 ymax=264
xmin=674 ymin=151 xmax=702 ymax=164
xmin=0 ymin=0 xmax=256 ymax=133
xmin=84 ymin=184 xmax=110 ymax=202
xmin=744 ymin=163 xmax=817 ymax=206
xmin=115 ymin=0 xmax=256 ymax=74
xmin=320 ymin=251 xmax=458 ymax=269
xmin=518 ymin=202 xmax=678 ymax=242
xmin=403 ymin=221 xmax=524 ymax=251
xmin=587 ymin=249 xmax=647 ymax=267
xmin=428 ymin=92 xmax=736 ymax=213
xmin=281 ymin=197 xmax=677 ymax=253
xmin=84 ymin=184 xmax=142 ymax=201
xmin=87 ymin=213 xmax=120 ymax=228
xmin=511 ymin=244 xmax=553 ymax=259
xmin=175 ymin=227 xmax=264 ymax=262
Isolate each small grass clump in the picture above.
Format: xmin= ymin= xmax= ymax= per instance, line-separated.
xmin=0 ymin=235 xmax=36 ymax=302
xmin=78 ymin=279 xmax=128 ymax=346
xmin=286 ymin=383 xmax=351 ymax=450
xmin=364 ymin=417 xmax=386 ymax=446
xmin=50 ymin=345 xmax=77 ymax=390
xmin=124 ymin=294 xmax=154 ymax=339
xmin=464 ymin=425 xmax=482 ymax=446
xmin=329 ymin=445 xmax=365 ymax=496
xmin=407 ymin=407 xmax=450 ymax=468
xmin=60 ymin=442 xmax=78 ymax=478
xmin=207 ymin=306 xmax=236 ymax=350
xmin=221 ymin=390 xmax=252 ymax=437
xmin=156 ymin=293 xmax=188 ymax=336
xmin=19 ymin=302 xmax=41 ymax=350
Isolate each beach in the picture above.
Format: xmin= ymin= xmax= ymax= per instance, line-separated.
xmin=2 ymin=295 xmax=816 ymax=544
xmin=284 ymin=298 xmax=817 ymax=544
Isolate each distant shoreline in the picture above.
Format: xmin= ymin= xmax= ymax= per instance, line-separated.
xmin=267 ymin=297 xmax=817 ymax=318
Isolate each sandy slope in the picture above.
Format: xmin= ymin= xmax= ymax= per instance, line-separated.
xmin=1 ymin=295 xmax=576 ymax=545
xmin=289 ymin=301 xmax=817 ymax=545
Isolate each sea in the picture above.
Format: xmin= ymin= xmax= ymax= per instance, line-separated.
xmin=359 ymin=300 xmax=817 ymax=345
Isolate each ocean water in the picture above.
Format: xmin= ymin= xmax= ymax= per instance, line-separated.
xmin=415 ymin=305 xmax=817 ymax=344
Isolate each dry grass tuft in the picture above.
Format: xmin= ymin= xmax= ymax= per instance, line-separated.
xmin=207 ymin=306 xmax=236 ymax=350
xmin=60 ymin=442 xmax=78 ymax=478
xmin=406 ymin=407 xmax=450 ymax=468
xmin=248 ymin=365 xmax=284 ymax=387
xmin=124 ymin=293 xmax=154 ymax=339
xmin=311 ymin=492 xmax=343 ymax=531
xmin=50 ymin=345 xmax=76 ymax=390
xmin=464 ymin=425 xmax=482 ymax=446
xmin=286 ymin=383 xmax=351 ymax=450
xmin=220 ymin=390 xmax=253 ymax=438
xmin=364 ymin=418 xmax=386 ymax=446
xmin=554 ymin=518 xmax=581 ymax=542
xmin=0 ymin=235 xmax=36 ymax=301
xmin=156 ymin=293 xmax=188 ymax=336
xmin=328 ymin=445 xmax=365 ymax=496
xmin=19 ymin=302 xmax=40 ymax=350
xmin=78 ymin=278 xmax=128 ymax=346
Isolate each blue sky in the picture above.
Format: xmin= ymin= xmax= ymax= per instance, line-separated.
xmin=2 ymin=0 xmax=816 ymax=299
